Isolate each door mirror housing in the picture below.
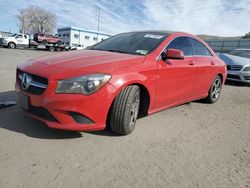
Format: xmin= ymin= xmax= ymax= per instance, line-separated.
xmin=161 ymin=48 xmax=185 ymax=61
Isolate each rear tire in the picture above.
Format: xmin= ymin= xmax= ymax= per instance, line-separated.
xmin=109 ymin=85 xmax=140 ymax=135
xmin=57 ymin=40 xmax=62 ymax=45
xmin=49 ymin=46 xmax=54 ymax=52
xmin=206 ymin=75 xmax=222 ymax=103
xmin=8 ymin=42 xmax=16 ymax=49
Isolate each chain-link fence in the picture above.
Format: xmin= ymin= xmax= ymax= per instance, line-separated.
xmin=206 ymin=40 xmax=250 ymax=53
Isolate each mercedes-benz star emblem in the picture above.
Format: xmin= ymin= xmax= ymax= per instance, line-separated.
xmin=21 ymin=73 xmax=32 ymax=90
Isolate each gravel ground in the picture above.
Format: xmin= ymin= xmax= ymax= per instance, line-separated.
xmin=0 ymin=48 xmax=249 ymax=188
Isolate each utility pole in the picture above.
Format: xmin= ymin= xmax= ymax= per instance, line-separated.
xmin=97 ymin=7 xmax=100 ymax=42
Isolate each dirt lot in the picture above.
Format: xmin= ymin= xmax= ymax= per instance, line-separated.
xmin=0 ymin=48 xmax=249 ymax=188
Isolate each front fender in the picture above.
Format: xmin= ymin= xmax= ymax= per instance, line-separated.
xmin=108 ymin=72 xmax=157 ymax=112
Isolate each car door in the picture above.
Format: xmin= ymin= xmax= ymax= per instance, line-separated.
xmin=155 ymin=36 xmax=196 ymax=109
xmin=189 ymin=38 xmax=217 ymax=98
xmin=15 ymin=34 xmax=24 ymax=45
xmin=23 ymin=34 xmax=29 ymax=45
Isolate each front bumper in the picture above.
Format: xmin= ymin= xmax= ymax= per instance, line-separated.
xmin=227 ymin=70 xmax=250 ymax=83
xmin=2 ymin=40 xmax=8 ymax=46
xmin=16 ymin=81 xmax=117 ymax=131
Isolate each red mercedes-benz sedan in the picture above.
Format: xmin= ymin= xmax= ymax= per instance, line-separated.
xmin=16 ymin=31 xmax=226 ymax=135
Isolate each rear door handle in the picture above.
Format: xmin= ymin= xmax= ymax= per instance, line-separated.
xmin=188 ymin=61 xmax=195 ymax=66
xmin=211 ymin=61 xmax=215 ymax=65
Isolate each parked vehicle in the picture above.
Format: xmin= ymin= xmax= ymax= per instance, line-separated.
xmin=70 ymin=44 xmax=85 ymax=50
xmin=2 ymin=33 xmax=29 ymax=48
xmin=16 ymin=31 xmax=226 ymax=135
xmin=2 ymin=33 xmax=65 ymax=51
xmin=217 ymin=49 xmax=250 ymax=83
xmin=33 ymin=33 xmax=61 ymax=44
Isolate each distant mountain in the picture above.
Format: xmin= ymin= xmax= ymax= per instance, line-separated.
xmin=197 ymin=34 xmax=242 ymax=41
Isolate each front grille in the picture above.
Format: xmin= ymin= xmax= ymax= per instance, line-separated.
xmin=27 ymin=105 xmax=59 ymax=123
xmin=17 ymin=69 xmax=48 ymax=95
xmin=227 ymin=65 xmax=243 ymax=71
xmin=244 ymin=76 xmax=250 ymax=80
xmin=227 ymin=74 xmax=241 ymax=80
xmin=26 ymin=85 xmax=45 ymax=95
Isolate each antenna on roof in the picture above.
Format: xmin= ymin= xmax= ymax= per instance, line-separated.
xmin=97 ymin=7 xmax=101 ymax=42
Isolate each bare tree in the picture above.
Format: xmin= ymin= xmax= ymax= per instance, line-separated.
xmin=16 ymin=8 xmax=30 ymax=33
xmin=16 ymin=6 xmax=57 ymax=34
xmin=242 ymin=32 xmax=250 ymax=39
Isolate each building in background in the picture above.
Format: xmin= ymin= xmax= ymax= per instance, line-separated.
xmin=57 ymin=26 xmax=112 ymax=47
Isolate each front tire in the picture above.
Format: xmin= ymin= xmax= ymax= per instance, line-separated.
xmin=206 ymin=75 xmax=222 ymax=103
xmin=109 ymin=85 xmax=140 ymax=135
xmin=8 ymin=42 xmax=16 ymax=49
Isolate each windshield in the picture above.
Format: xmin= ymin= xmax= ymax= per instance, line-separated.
xmin=11 ymin=33 xmax=17 ymax=37
xmin=89 ymin=32 xmax=168 ymax=55
xmin=229 ymin=50 xmax=250 ymax=59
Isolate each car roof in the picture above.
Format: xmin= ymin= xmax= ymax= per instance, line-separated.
xmin=120 ymin=30 xmax=196 ymax=38
xmin=121 ymin=30 xmax=176 ymax=35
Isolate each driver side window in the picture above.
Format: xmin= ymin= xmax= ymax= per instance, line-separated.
xmin=166 ymin=37 xmax=192 ymax=56
xmin=16 ymin=34 xmax=23 ymax=39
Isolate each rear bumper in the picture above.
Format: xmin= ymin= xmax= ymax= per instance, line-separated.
xmin=16 ymin=82 xmax=117 ymax=131
xmin=227 ymin=70 xmax=250 ymax=83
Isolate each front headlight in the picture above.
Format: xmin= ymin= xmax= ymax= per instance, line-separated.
xmin=243 ymin=66 xmax=250 ymax=71
xmin=55 ymin=73 xmax=111 ymax=95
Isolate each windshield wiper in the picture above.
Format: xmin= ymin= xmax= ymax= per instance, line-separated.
xmin=105 ymin=49 xmax=127 ymax=54
xmin=89 ymin=48 xmax=136 ymax=55
xmin=90 ymin=48 xmax=127 ymax=54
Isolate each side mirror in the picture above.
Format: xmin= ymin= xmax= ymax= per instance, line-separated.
xmin=161 ymin=48 xmax=185 ymax=61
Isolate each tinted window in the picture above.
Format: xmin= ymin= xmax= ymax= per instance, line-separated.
xmin=167 ymin=37 xmax=192 ymax=56
xmin=89 ymin=32 xmax=168 ymax=55
xmin=190 ymin=38 xmax=212 ymax=56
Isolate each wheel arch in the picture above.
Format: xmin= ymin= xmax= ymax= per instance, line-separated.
xmin=218 ymin=73 xmax=224 ymax=83
xmin=106 ymin=81 xmax=151 ymax=127
xmin=8 ymin=41 xmax=16 ymax=48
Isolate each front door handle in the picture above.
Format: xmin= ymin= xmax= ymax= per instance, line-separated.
xmin=211 ymin=61 xmax=215 ymax=65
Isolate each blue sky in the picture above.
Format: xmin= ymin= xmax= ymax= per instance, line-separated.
xmin=0 ymin=0 xmax=249 ymax=36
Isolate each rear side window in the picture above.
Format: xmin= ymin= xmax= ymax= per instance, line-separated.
xmin=190 ymin=38 xmax=212 ymax=56
xmin=166 ymin=37 xmax=192 ymax=56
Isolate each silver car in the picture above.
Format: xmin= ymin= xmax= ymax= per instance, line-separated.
xmin=217 ymin=49 xmax=250 ymax=83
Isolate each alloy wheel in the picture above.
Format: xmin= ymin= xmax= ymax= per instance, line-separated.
xmin=129 ymin=92 xmax=140 ymax=128
xmin=211 ymin=78 xmax=222 ymax=101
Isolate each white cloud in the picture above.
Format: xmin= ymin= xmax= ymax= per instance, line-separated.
xmin=0 ymin=0 xmax=249 ymax=36
xmin=142 ymin=0 xmax=250 ymax=36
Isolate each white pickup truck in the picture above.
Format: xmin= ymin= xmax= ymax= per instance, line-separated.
xmin=2 ymin=33 xmax=67 ymax=51
xmin=2 ymin=33 xmax=30 ymax=48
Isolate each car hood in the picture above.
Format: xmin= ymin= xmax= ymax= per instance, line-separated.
xmin=3 ymin=37 xmax=14 ymax=40
xmin=18 ymin=50 xmax=145 ymax=79
xmin=218 ymin=53 xmax=250 ymax=66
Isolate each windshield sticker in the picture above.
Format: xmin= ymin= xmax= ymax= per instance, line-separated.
xmin=136 ymin=50 xmax=148 ymax=55
xmin=144 ymin=34 xmax=164 ymax=39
